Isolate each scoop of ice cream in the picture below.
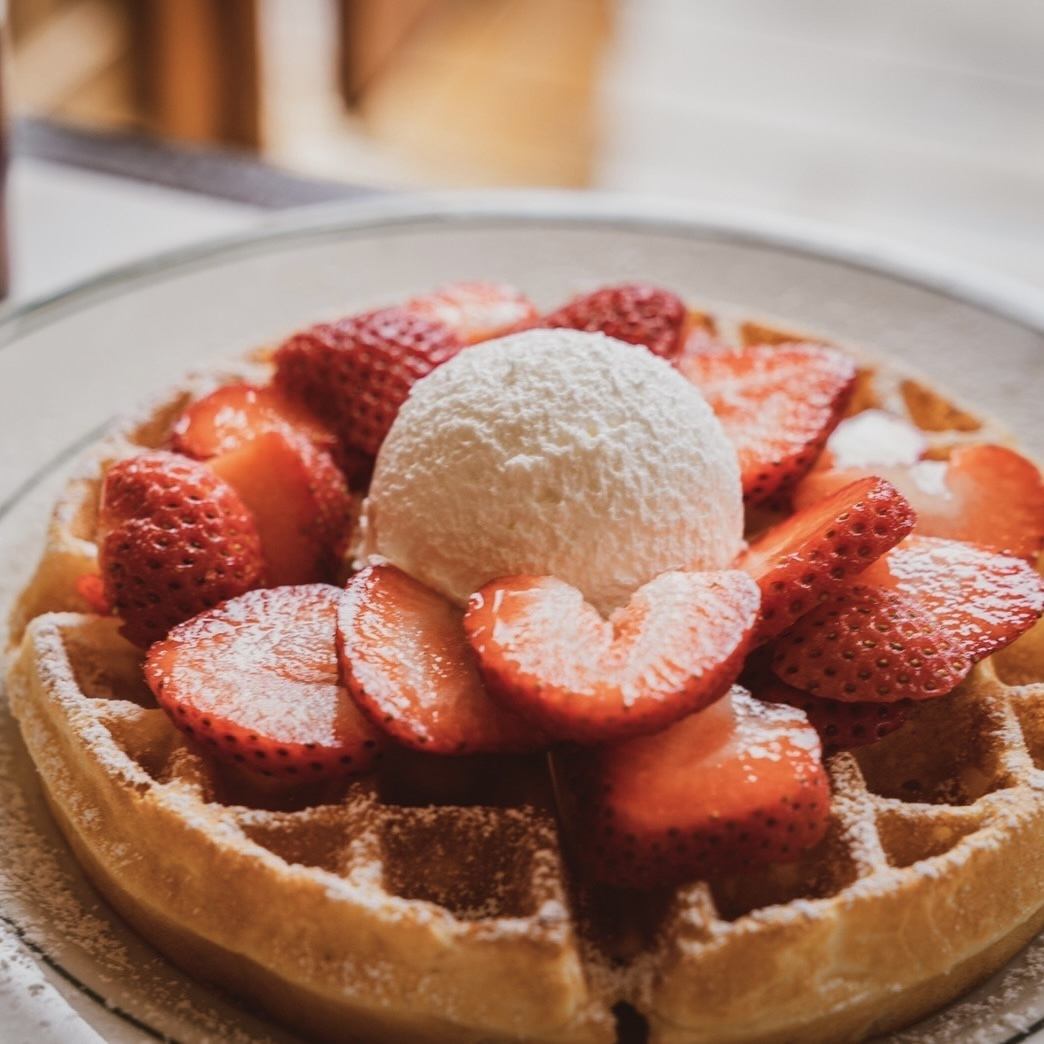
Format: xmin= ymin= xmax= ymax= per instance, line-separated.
xmin=359 ymin=329 xmax=743 ymax=615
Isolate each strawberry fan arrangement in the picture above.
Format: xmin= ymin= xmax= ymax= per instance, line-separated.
xmin=85 ymin=281 xmax=1044 ymax=889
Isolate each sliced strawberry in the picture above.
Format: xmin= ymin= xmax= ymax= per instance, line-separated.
xmin=816 ymin=409 xmax=927 ymax=471
xmin=405 ymin=281 xmax=538 ymax=344
xmin=872 ymin=535 xmax=1044 ymax=661
xmin=748 ymin=669 xmax=910 ymax=756
xmin=464 ymin=570 xmax=759 ymax=744
xmin=738 ymin=476 xmax=915 ymax=643
xmin=678 ymin=344 xmax=857 ymax=505
xmin=99 ymin=452 xmax=264 ymax=648
xmin=792 ymin=468 xmax=867 ymax=511
xmin=209 ymin=430 xmax=353 ymax=587
xmin=170 ymin=382 xmax=338 ymax=461
xmin=558 ymin=687 xmax=830 ymax=887
xmin=794 ymin=445 xmax=1044 ymax=562
xmin=145 ymin=585 xmax=382 ymax=779
xmin=541 ymin=282 xmax=687 ymax=360
xmin=337 ymin=564 xmax=546 ymax=755
xmin=273 ymin=307 xmax=462 ymax=456
xmin=771 ymin=585 xmax=971 ymax=702
xmin=75 ymin=573 xmax=111 ymax=615
xmin=896 ymin=446 xmax=1044 ymax=561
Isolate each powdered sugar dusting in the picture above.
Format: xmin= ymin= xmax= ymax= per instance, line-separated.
xmin=2 ymin=329 xmax=1043 ymax=1043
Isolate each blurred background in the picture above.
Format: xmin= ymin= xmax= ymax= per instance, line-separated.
xmin=8 ymin=0 xmax=1044 ymax=299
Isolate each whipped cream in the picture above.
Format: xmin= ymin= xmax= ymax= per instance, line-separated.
xmin=359 ymin=329 xmax=743 ymax=615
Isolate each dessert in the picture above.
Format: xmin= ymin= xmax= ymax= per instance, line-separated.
xmin=5 ymin=279 xmax=1044 ymax=1043
xmin=360 ymin=330 xmax=743 ymax=615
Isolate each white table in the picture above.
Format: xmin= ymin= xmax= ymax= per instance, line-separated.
xmin=9 ymin=157 xmax=264 ymax=304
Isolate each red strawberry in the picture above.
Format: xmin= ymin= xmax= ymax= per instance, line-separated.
xmin=273 ymin=306 xmax=462 ymax=456
xmin=337 ymin=564 xmax=546 ymax=754
xmin=678 ymin=344 xmax=857 ymax=504
xmin=770 ymin=585 xmax=971 ymax=702
xmin=541 ymin=282 xmax=687 ymax=360
xmin=794 ymin=444 xmax=1044 ymax=562
xmin=557 ymin=687 xmax=830 ymax=887
xmin=816 ymin=409 xmax=927 ymax=471
xmin=145 ymin=585 xmax=382 ymax=779
xmin=794 ymin=468 xmax=874 ymax=511
xmin=869 ymin=535 xmax=1044 ymax=661
xmin=894 ymin=446 xmax=1044 ymax=561
xmin=99 ymin=452 xmax=264 ymax=648
xmin=170 ymin=382 xmax=338 ymax=462
xmin=738 ymin=476 xmax=915 ymax=642
xmin=405 ymin=281 xmax=538 ymax=344
xmin=464 ymin=570 xmax=760 ymax=744
xmin=209 ymin=430 xmax=353 ymax=587
xmin=752 ymin=674 xmax=910 ymax=756
xmin=75 ymin=573 xmax=111 ymax=615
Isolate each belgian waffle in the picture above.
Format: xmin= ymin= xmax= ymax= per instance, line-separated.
xmin=5 ymin=314 xmax=1044 ymax=1043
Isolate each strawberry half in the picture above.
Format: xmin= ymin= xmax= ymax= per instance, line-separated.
xmin=558 ymin=687 xmax=830 ymax=887
xmin=794 ymin=444 xmax=1044 ymax=562
xmin=99 ymin=452 xmax=265 ymax=648
xmin=170 ymin=382 xmax=338 ymax=462
xmin=678 ymin=344 xmax=857 ymax=505
xmin=405 ymin=281 xmax=538 ymax=344
xmin=752 ymin=674 xmax=910 ymax=757
xmin=738 ymin=476 xmax=915 ymax=643
xmin=209 ymin=430 xmax=353 ymax=587
xmin=273 ymin=306 xmax=462 ymax=456
xmin=541 ymin=282 xmax=687 ymax=360
xmin=770 ymin=584 xmax=971 ymax=702
xmin=872 ymin=535 xmax=1044 ymax=661
xmin=145 ymin=585 xmax=382 ymax=779
xmin=338 ymin=564 xmax=546 ymax=754
xmin=464 ymin=570 xmax=760 ymax=744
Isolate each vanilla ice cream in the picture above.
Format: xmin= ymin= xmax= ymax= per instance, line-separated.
xmin=359 ymin=329 xmax=742 ymax=615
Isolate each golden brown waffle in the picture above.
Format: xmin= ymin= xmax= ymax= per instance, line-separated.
xmin=5 ymin=315 xmax=1044 ymax=1043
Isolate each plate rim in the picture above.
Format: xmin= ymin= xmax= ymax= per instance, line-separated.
xmin=3 ymin=188 xmax=1043 ymax=338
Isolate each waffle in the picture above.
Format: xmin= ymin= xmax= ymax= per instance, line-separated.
xmin=5 ymin=314 xmax=1044 ymax=1043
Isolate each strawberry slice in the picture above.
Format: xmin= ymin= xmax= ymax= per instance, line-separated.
xmin=749 ymin=671 xmax=910 ymax=756
xmin=895 ymin=446 xmax=1044 ymax=561
xmin=405 ymin=281 xmax=538 ymax=344
xmin=145 ymin=585 xmax=382 ymax=779
xmin=337 ymin=564 xmax=546 ymax=755
xmin=464 ymin=570 xmax=760 ymax=744
xmin=273 ymin=306 xmax=462 ymax=456
xmin=99 ymin=452 xmax=265 ymax=648
xmin=209 ymin=430 xmax=353 ymax=587
xmin=771 ymin=584 xmax=970 ymax=702
xmin=75 ymin=573 xmax=111 ymax=615
xmin=794 ymin=444 xmax=1044 ymax=562
xmin=816 ymin=409 xmax=927 ymax=471
xmin=170 ymin=382 xmax=338 ymax=461
xmin=557 ymin=687 xmax=830 ymax=887
xmin=871 ymin=535 xmax=1044 ymax=660
xmin=794 ymin=468 xmax=874 ymax=511
xmin=738 ymin=476 xmax=915 ymax=642
xmin=541 ymin=282 xmax=687 ymax=360
xmin=678 ymin=344 xmax=857 ymax=505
